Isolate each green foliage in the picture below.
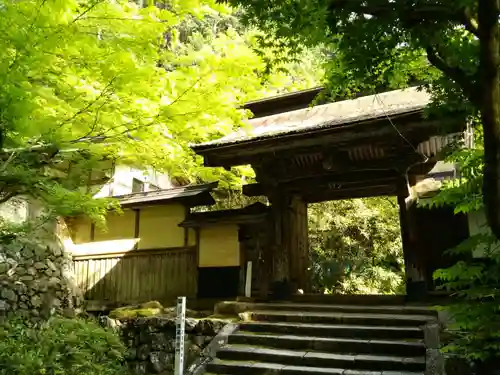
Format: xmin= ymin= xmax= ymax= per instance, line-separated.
xmin=226 ymin=0 xmax=471 ymax=100
xmin=339 ymin=266 xmax=405 ymax=296
xmin=308 ymin=197 xmax=404 ymax=295
xmin=0 ymin=0 xmax=325 ymax=227
xmin=0 ymin=317 xmax=127 ymax=375
xmin=420 ymin=128 xmax=484 ymax=215
xmin=433 ymin=238 xmax=500 ymax=362
xmin=419 ymin=129 xmax=500 ymax=363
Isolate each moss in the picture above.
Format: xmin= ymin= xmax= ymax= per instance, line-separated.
xmin=140 ymin=301 xmax=163 ymax=310
xmin=205 ymin=314 xmax=240 ymax=322
xmin=109 ymin=301 xmax=164 ymax=319
xmin=135 ymin=308 xmax=162 ymax=317
xmin=109 ymin=307 xmax=137 ymax=319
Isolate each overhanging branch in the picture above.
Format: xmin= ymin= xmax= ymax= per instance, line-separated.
xmin=461 ymin=7 xmax=480 ymax=37
xmin=0 ymin=191 xmax=19 ymax=205
xmin=425 ymin=45 xmax=479 ymax=106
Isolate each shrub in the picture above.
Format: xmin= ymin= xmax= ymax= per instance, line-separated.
xmin=0 ymin=316 xmax=128 ymax=375
xmin=433 ymin=235 xmax=500 ymax=367
xmin=338 ymin=265 xmax=405 ymax=295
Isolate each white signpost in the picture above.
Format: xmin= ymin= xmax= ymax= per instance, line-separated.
xmin=245 ymin=261 xmax=253 ymax=298
xmin=174 ymin=296 xmax=186 ymax=375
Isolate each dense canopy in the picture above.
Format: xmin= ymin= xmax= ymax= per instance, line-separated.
xmin=0 ymin=0 xmax=321 ymax=222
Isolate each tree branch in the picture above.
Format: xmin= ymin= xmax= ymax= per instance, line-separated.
xmin=60 ymin=77 xmax=116 ymax=130
xmin=0 ymin=192 xmax=19 ymax=205
xmin=425 ymin=45 xmax=479 ymax=106
xmin=71 ymin=0 xmax=106 ymax=24
xmin=461 ymin=7 xmax=480 ymax=37
xmin=69 ymin=72 xmax=211 ymax=144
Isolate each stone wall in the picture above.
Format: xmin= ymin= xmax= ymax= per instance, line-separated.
xmin=0 ymin=234 xmax=83 ymax=319
xmin=101 ymin=315 xmax=228 ymax=375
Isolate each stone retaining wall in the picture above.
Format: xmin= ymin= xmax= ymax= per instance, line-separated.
xmin=0 ymin=235 xmax=83 ymax=318
xmin=101 ymin=315 xmax=228 ymax=375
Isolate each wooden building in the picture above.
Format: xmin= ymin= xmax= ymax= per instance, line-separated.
xmin=65 ymin=182 xmax=257 ymax=304
xmin=65 ymin=86 xmax=488 ymax=305
xmin=179 ymin=202 xmax=271 ymax=299
xmin=192 ymin=87 xmax=472 ymax=300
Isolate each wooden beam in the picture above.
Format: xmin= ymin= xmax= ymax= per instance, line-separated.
xmin=294 ymin=178 xmax=399 ymax=198
xmin=396 ymin=175 xmax=427 ymax=297
xmin=284 ymin=169 xmax=399 ymax=187
xmin=303 ymin=184 xmax=397 ymax=202
xmin=133 ymin=209 xmax=140 ymax=250
xmin=397 ymin=176 xmax=412 ymax=259
xmin=198 ymin=116 xmax=459 ymax=168
xmin=72 ymin=245 xmax=195 ymax=260
xmin=183 ymin=206 xmax=189 ymax=246
xmin=243 ymin=183 xmax=267 ymax=197
xmin=245 ymin=170 xmax=399 ymax=197
xmin=254 ymin=150 xmax=428 ymax=184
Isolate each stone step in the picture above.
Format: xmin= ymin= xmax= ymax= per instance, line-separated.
xmin=290 ymin=295 xmax=408 ymax=306
xmin=206 ymin=358 xmax=425 ymax=375
xmin=241 ymin=310 xmax=434 ymax=327
xmin=216 ymin=345 xmax=426 ymax=372
xmin=238 ymin=321 xmax=424 ymax=340
xmin=288 ymin=293 xmax=451 ymax=306
xmin=229 ymin=332 xmax=426 ymax=357
xmin=236 ymin=295 xmax=408 ymax=306
xmin=216 ymin=302 xmax=437 ymax=317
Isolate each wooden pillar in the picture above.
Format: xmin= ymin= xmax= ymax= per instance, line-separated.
xmin=397 ymin=175 xmax=427 ymax=300
xmin=269 ymin=192 xmax=289 ymax=283
xmin=268 ymin=191 xmax=310 ymax=294
xmin=287 ymin=195 xmax=310 ymax=293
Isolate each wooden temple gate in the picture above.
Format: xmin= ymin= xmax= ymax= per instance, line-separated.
xmin=193 ymin=87 xmax=467 ymax=299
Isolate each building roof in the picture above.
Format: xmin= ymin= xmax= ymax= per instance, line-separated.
xmin=179 ymin=202 xmax=270 ymax=228
xmin=242 ymin=87 xmax=324 ymax=119
xmin=118 ymin=182 xmax=218 ymax=208
xmin=193 ymin=87 xmax=431 ymax=151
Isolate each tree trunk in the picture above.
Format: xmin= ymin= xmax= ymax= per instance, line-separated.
xmin=479 ymin=0 xmax=500 ymax=239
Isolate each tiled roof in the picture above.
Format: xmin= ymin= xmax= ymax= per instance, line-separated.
xmin=179 ymin=202 xmax=270 ymax=227
xmin=117 ymin=182 xmax=218 ymax=207
xmin=194 ymin=87 xmax=431 ymax=149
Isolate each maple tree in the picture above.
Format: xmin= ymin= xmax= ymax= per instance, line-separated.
xmin=0 ymin=0 xmax=321 ymax=224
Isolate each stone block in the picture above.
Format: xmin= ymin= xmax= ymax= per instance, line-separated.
xmin=34 ymin=262 xmax=46 ymax=270
xmin=151 ymin=333 xmax=175 ymax=351
xmin=131 ymin=361 xmax=148 ymax=375
xmin=148 ymin=351 xmax=174 ymax=373
xmin=194 ymin=318 xmax=225 ymax=335
xmin=137 ymin=344 xmax=150 ymax=361
xmin=424 ymin=323 xmax=441 ymax=349
xmin=426 ymin=348 xmax=445 ymax=375
xmin=1 ymin=288 xmax=17 ymax=302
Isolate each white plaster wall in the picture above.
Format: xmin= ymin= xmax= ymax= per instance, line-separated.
xmin=467 ymin=209 xmax=500 ymax=258
xmin=93 ymin=165 xmax=173 ymax=198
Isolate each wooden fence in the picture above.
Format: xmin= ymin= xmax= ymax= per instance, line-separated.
xmin=73 ymin=247 xmax=197 ymax=304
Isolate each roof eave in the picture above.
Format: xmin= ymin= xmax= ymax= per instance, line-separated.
xmin=192 ymin=108 xmax=426 ymax=154
xmin=179 ymin=212 xmax=269 ymax=228
xmin=192 ymin=109 xmax=432 ymax=169
xmin=117 ymin=182 xmax=218 ymax=208
xmin=120 ymin=192 xmax=215 ymax=209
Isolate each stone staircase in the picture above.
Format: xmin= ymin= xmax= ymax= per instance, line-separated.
xmin=204 ymin=302 xmax=437 ymax=375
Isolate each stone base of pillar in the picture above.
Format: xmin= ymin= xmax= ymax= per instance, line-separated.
xmin=406 ymin=280 xmax=428 ymax=302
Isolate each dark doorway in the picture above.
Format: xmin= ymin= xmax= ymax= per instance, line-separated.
xmin=197 ymin=266 xmax=240 ymax=298
xmin=411 ymin=205 xmax=470 ymax=290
